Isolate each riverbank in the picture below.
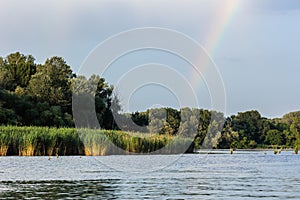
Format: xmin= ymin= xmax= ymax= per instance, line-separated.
xmin=0 ymin=126 xmax=193 ymax=156
xmin=195 ymin=149 xmax=298 ymax=155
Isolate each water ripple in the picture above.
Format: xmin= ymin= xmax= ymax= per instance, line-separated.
xmin=0 ymin=152 xmax=299 ymax=199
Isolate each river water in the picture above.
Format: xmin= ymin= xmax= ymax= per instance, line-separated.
xmin=0 ymin=150 xmax=299 ymax=199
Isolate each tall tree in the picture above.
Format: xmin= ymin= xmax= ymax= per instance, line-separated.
xmin=72 ymin=74 xmax=117 ymax=129
xmin=231 ymin=110 xmax=262 ymax=143
xmin=0 ymin=52 xmax=36 ymax=90
xmin=148 ymin=108 xmax=167 ymax=134
xmin=27 ymin=56 xmax=74 ymax=105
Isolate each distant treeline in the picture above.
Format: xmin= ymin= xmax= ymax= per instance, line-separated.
xmin=0 ymin=52 xmax=300 ymax=150
xmin=118 ymin=108 xmax=300 ymax=149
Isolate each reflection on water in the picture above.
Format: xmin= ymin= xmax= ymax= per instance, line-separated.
xmin=0 ymin=180 xmax=119 ymax=199
xmin=0 ymin=151 xmax=300 ymax=199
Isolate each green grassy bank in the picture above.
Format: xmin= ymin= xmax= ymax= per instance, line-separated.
xmin=0 ymin=126 xmax=193 ymax=156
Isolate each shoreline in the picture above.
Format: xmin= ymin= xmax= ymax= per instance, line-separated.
xmin=0 ymin=149 xmax=297 ymax=157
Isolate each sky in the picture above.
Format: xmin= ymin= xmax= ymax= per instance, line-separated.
xmin=1 ymin=0 xmax=300 ymax=118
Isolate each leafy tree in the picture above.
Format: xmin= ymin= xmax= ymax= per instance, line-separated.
xmin=27 ymin=57 xmax=73 ymax=105
xmin=282 ymin=111 xmax=300 ymax=125
xmin=165 ymin=108 xmax=180 ymax=134
xmin=177 ymin=108 xmax=200 ymax=137
xmin=0 ymin=68 xmax=15 ymax=90
xmin=282 ymin=112 xmax=300 ymax=147
xmin=128 ymin=111 xmax=149 ymax=132
xmin=265 ymin=129 xmax=285 ymax=145
xmin=148 ymin=108 xmax=166 ymax=134
xmin=2 ymin=51 xmax=300 ymax=151
xmin=131 ymin=111 xmax=149 ymax=127
xmin=218 ymin=117 xmax=239 ymax=149
xmin=194 ymin=109 xmax=211 ymax=148
xmin=162 ymin=121 xmax=174 ymax=135
xmin=202 ymin=120 xmax=222 ymax=149
xmin=14 ymin=86 xmax=26 ymax=96
xmin=0 ymin=103 xmax=18 ymax=125
xmin=72 ymin=74 xmax=118 ymax=129
xmin=231 ymin=110 xmax=263 ymax=143
xmin=0 ymin=52 xmax=36 ymax=90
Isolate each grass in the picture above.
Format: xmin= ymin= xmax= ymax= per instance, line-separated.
xmin=0 ymin=126 xmax=193 ymax=156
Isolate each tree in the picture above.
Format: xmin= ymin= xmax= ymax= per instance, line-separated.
xmin=194 ymin=109 xmax=211 ymax=147
xmin=0 ymin=52 xmax=36 ymax=90
xmin=0 ymin=68 xmax=15 ymax=90
xmin=265 ymin=130 xmax=285 ymax=145
xmin=231 ymin=110 xmax=263 ymax=143
xmin=177 ymin=108 xmax=199 ymax=137
xmin=282 ymin=111 xmax=300 ymax=125
xmin=218 ymin=117 xmax=239 ymax=149
xmin=202 ymin=120 xmax=222 ymax=149
xmin=27 ymin=57 xmax=73 ymax=105
xmin=72 ymin=74 xmax=117 ymax=129
xmin=129 ymin=111 xmax=149 ymax=132
xmin=282 ymin=112 xmax=300 ymax=147
xmin=165 ymin=108 xmax=180 ymax=134
xmin=148 ymin=108 xmax=167 ymax=134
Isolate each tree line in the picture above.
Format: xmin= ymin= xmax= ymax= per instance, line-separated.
xmin=117 ymin=108 xmax=300 ymax=149
xmin=1 ymin=52 xmax=300 ymax=149
xmin=0 ymin=52 xmax=116 ymax=129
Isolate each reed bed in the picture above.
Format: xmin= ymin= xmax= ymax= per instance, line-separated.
xmin=0 ymin=126 xmax=193 ymax=156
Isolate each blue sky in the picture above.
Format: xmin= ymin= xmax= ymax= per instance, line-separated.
xmin=1 ymin=0 xmax=300 ymax=118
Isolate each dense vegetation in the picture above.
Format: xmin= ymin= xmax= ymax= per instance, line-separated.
xmin=117 ymin=108 xmax=300 ymax=150
xmin=0 ymin=52 xmax=116 ymax=129
xmin=0 ymin=126 xmax=192 ymax=156
xmin=1 ymin=52 xmax=300 ymax=154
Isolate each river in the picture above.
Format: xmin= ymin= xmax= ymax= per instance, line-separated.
xmin=0 ymin=150 xmax=299 ymax=199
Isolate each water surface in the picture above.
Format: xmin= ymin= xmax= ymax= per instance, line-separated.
xmin=0 ymin=150 xmax=299 ymax=199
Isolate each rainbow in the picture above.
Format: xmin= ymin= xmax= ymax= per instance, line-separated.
xmin=205 ymin=0 xmax=240 ymax=55
xmin=189 ymin=0 xmax=240 ymax=107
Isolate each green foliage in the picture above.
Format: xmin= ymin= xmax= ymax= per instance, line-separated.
xmin=27 ymin=57 xmax=73 ymax=105
xmin=0 ymin=126 xmax=192 ymax=156
xmin=1 ymin=52 xmax=300 ymax=150
xmin=0 ymin=68 xmax=15 ymax=90
xmin=231 ymin=110 xmax=262 ymax=143
xmin=72 ymin=74 xmax=116 ymax=129
xmin=265 ymin=130 xmax=285 ymax=145
xmin=165 ymin=108 xmax=181 ymax=134
xmin=202 ymin=120 xmax=222 ymax=149
xmin=0 ymin=52 xmax=36 ymax=90
xmin=148 ymin=108 xmax=166 ymax=134
xmin=131 ymin=111 xmax=149 ymax=129
xmin=282 ymin=111 xmax=300 ymax=125
xmin=217 ymin=117 xmax=239 ymax=149
xmin=0 ymin=52 xmax=118 ymax=129
xmin=194 ymin=109 xmax=211 ymax=147
xmin=178 ymin=108 xmax=199 ymax=137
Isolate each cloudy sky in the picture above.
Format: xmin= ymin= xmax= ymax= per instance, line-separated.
xmin=1 ymin=0 xmax=300 ymax=118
